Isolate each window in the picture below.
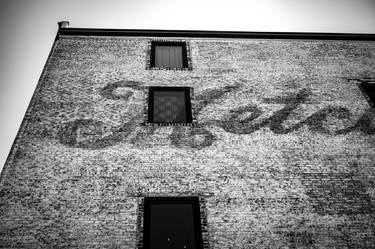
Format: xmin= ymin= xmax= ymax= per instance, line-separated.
xmin=146 ymin=40 xmax=192 ymax=70
xmin=360 ymin=82 xmax=375 ymax=106
xmin=151 ymin=41 xmax=187 ymax=69
xmin=147 ymin=87 xmax=193 ymax=124
xmin=143 ymin=197 xmax=203 ymax=249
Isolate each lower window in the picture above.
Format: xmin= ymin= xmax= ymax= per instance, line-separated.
xmin=143 ymin=197 xmax=204 ymax=249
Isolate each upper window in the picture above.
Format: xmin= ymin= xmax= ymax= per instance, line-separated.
xmin=147 ymin=87 xmax=193 ymax=124
xmin=142 ymin=197 xmax=203 ymax=249
xmin=146 ymin=40 xmax=192 ymax=70
xmin=360 ymin=82 xmax=375 ymax=107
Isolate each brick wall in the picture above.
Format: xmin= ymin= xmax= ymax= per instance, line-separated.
xmin=0 ymin=35 xmax=374 ymax=248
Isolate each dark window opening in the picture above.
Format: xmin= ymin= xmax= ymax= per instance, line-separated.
xmin=150 ymin=41 xmax=188 ymax=69
xmin=148 ymin=87 xmax=192 ymax=124
xmin=361 ymin=82 xmax=375 ymax=106
xmin=143 ymin=197 xmax=203 ymax=249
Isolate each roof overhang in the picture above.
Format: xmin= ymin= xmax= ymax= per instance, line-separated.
xmin=57 ymin=27 xmax=375 ymax=41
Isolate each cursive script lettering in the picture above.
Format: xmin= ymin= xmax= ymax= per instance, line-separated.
xmin=58 ymin=82 xmax=375 ymax=150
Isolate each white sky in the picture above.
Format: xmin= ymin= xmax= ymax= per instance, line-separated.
xmin=0 ymin=0 xmax=375 ymax=172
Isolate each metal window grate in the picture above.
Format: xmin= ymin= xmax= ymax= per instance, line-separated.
xmin=153 ymin=90 xmax=187 ymax=123
xmin=154 ymin=45 xmax=183 ymax=69
xmin=148 ymin=87 xmax=192 ymax=124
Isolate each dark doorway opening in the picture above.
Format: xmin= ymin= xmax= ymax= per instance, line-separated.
xmin=143 ymin=197 xmax=203 ymax=249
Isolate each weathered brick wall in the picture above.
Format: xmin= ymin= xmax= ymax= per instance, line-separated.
xmin=0 ymin=35 xmax=375 ymax=248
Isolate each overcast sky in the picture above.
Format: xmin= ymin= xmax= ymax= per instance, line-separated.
xmin=0 ymin=0 xmax=375 ymax=172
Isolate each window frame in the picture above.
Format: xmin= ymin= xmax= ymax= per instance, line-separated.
xmin=145 ymin=86 xmax=195 ymax=126
xmin=146 ymin=40 xmax=193 ymax=70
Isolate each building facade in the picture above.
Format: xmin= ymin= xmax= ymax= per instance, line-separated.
xmin=0 ymin=22 xmax=375 ymax=248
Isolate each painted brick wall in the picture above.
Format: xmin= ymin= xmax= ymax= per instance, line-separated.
xmin=0 ymin=35 xmax=375 ymax=248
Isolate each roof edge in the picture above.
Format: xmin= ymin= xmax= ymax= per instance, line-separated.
xmin=57 ymin=28 xmax=375 ymax=40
